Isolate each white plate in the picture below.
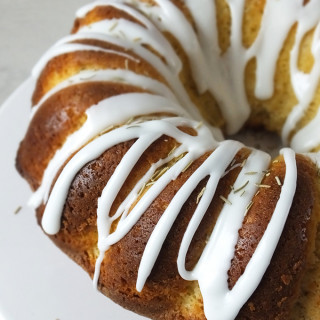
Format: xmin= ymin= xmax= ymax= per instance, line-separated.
xmin=0 ymin=78 xmax=148 ymax=320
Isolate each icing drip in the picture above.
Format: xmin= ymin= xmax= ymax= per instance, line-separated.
xmin=30 ymin=94 xmax=186 ymax=209
xmin=76 ymin=1 xmax=183 ymax=73
xmin=29 ymin=69 xmax=179 ymax=119
xmin=286 ymin=20 xmax=320 ymax=151
xmin=32 ymin=12 xmax=203 ymax=124
xmin=135 ymin=148 xmax=296 ymax=319
xmin=33 ymin=0 xmax=320 ymax=141
xmin=42 ymin=115 xmax=216 ymax=235
xmin=32 ymin=43 xmax=141 ymax=78
xmin=184 ymin=0 xmax=320 ymax=136
xmin=137 ymin=140 xmax=245 ymax=290
xmin=198 ymin=148 xmax=296 ymax=320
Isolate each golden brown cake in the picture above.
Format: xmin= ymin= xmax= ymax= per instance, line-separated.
xmin=15 ymin=1 xmax=320 ymax=319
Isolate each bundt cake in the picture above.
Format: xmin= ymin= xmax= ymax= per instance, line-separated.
xmin=15 ymin=0 xmax=320 ymax=319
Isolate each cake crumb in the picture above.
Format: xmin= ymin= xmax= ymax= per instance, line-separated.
xmin=277 ymin=296 xmax=288 ymax=307
xmin=281 ymin=274 xmax=292 ymax=285
xmin=248 ymin=302 xmax=255 ymax=311
xmin=14 ymin=206 xmax=22 ymax=214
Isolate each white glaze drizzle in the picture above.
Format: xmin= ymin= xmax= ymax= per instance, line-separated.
xmin=30 ymin=94 xmax=185 ymax=208
xmin=42 ymin=116 xmax=216 ymax=233
xmin=36 ymin=0 xmax=320 ymax=141
xmin=131 ymin=0 xmax=210 ymax=94
xmin=285 ymin=20 xmax=320 ymax=150
xmin=24 ymin=1 xmax=319 ymax=319
xmin=32 ymin=43 xmax=140 ymax=78
xmin=137 ymin=140 xmax=246 ymax=290
xmin=183 ymin=0 xmax=320 ymax=136
xmin=31 ymin=11 xmax=204 ymax=124
xmin=197 ymin=148 xmax=296 ymax=320
xmin=73 ymin=22 xmax=202 ymax=120
xmin=29 ymin=68 xmax=178 ymax=120
xmin=142 ymin=0 xmax=320 ymax=139
xmin=291 ymin=107 xmax=320 ymax=152
xmin=76 ymin=0 xmax=182 ymax=72
xmin=176 ymin=149 xmax=270 ymax=282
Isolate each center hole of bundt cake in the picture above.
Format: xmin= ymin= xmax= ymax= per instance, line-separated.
xmin=228 ymin=128 xmax=282 ymax=158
